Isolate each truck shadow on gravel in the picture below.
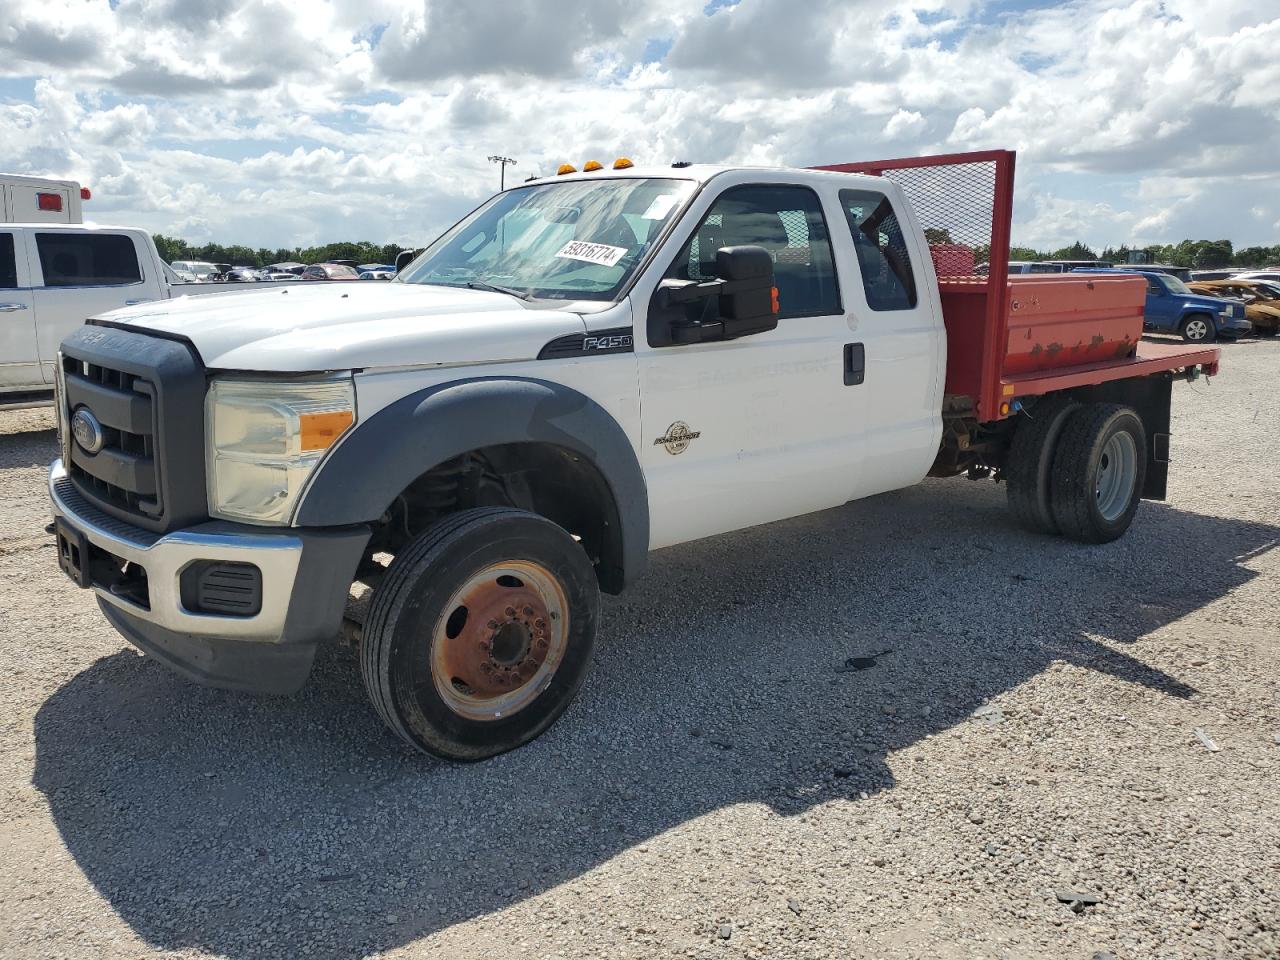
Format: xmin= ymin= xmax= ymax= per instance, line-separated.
xmin=31 ymin=481 xmax=1278 ymax=958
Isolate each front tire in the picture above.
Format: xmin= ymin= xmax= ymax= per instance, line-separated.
xmin=1049 ymin=404 xmax=1147 ymax=544
xmin=361 ymin=507 xmax=600 ymax=760
xmin=1180 ymin=314 xmax=1216 ymax=343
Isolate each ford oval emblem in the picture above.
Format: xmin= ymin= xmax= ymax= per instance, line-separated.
xmin=71 ymin=407 xmax=105 ymax=455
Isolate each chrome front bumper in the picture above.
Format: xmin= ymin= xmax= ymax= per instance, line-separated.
xmin=49 ymin=459 xmax=303 ymax=642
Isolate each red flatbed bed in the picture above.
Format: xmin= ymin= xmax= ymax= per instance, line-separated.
xmin=814 ymin=151 xmax=1219 ymax=423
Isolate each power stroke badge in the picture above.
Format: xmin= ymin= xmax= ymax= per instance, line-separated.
xmin=654 ymin=421 xmax=701 ymax=455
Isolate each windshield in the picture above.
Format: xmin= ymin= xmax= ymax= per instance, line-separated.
xmin=398 ymin=177 xmax=696 ymax=301
xmin=1162 ymin=275 xmax=1192 ymax=295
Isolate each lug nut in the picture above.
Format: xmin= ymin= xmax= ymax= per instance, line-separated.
xmin=505 ymin=606 xmax=516 ymax=617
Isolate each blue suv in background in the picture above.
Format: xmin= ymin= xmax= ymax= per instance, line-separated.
xmin=1073 ymin=268 xmax=1251 ymax=343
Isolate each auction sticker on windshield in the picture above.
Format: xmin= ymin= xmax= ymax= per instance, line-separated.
xmin=555 ymin=241 xmax=628 ymax=267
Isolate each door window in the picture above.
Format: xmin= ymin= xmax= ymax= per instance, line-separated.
xmin=839 ymin=189 xmax=917 ymax=311
xmin=0 ymin=234 xmax=17 ymax=288
xmin=35 ymin=233 xmax=142 ymax=287
xmin=665 ymin=184 xmax=840 ymax=319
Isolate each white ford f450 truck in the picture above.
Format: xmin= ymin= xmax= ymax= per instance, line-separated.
xmin=48 ymin=151 xmax=1219 ymax=760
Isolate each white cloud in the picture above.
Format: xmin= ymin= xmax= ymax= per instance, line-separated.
xmin=884 ymin=109 xmax=925 ymax=139
xmin=0 ymin=0 xmax=1275 ymax=252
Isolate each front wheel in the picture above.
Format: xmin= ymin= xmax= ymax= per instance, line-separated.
xmin=361 ymin=507 xmax=600 ymax=760
xmin=1180 ymin=314 xmax=1216 ymax=343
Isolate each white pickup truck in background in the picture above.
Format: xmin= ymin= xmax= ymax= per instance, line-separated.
xmin=0 ymin=224 xmax=185 ymax=404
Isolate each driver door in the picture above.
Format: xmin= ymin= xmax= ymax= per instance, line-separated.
xmin=634 ymin=181 xmax=864 ymax=549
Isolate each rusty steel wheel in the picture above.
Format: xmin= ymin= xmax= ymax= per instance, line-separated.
xmin=361 ymin=507 xmax=599 ymax=761
xmin=430 ymin=560 xmax=569 ymax=722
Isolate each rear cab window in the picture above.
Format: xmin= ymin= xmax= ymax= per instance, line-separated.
xmin=35 ymin=232 xmax=142 ymax=287
xmin=838 ymin=189 xmax=917 ymax=311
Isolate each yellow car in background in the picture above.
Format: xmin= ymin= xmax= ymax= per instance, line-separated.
xmin=1188 ymin=279 xmax=1280 ymax=337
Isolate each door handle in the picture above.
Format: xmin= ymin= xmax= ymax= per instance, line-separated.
xmin=843 ymin=343 xmax=865 ymax=386
xmin=124 ymin=299 xmax=151 ymax=306
xmin=0 ymin=302 xmax=29 ymax=312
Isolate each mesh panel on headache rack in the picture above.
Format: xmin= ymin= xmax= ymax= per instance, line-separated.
xmin=877 ymin=160 xmax=995 ymax=280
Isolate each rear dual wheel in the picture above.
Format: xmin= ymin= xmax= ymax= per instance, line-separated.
xmin=1007 ymin=400 xmax=1146 ymax=543
xmin=361 ymin=507 xmax=599 ymax=760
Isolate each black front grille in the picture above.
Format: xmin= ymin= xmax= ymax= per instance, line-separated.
xmin=60 ymin=324 xmax=209 ymax=534
xmin=63 ymin=356 xmax=161 ymax=518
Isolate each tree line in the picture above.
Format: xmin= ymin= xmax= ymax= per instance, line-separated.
xmin=152 ymin=235 xmax=411 ymax=268
xmin=1008 ymin=239 xmax=1278 ymax=269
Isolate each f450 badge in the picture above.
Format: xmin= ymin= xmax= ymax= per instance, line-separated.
xmin=654 ymin=421 xmax=701 ymax=455
xmin=583 ymin=333 xmax=633 ymax=351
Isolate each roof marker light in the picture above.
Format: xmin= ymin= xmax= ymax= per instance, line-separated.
xmin=80 ymin=187 xmax=91 ymax=200
xmin=612 ymin=157 xmax=634 ymax=170
xmin=37 ymin=193 xmax=63 ymax=212
xmin=582 ymin=160 xmax=603 ymax=172
xmin=557 ymin=164 xmax=577 ymax=175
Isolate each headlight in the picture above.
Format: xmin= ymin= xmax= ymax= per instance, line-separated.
xmin=206 ymin=376 xmax=355 ymax=525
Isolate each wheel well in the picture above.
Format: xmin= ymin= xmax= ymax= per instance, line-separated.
xmin=364 ymin=442 xmax=628 ymax=594
xmin=933 ymin=375 xmax=1173 ymax=501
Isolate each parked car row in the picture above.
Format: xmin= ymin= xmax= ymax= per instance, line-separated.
xmin=168 ymin=259 xmax=400 ymax=283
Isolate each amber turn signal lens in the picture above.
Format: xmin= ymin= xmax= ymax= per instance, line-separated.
xmin=770 ymin=286 xmax=780 ymax=314
xmin=299 ymin=410 xmax=354 ymax=452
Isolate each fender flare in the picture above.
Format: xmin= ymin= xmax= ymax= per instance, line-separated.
xmin=295 ymin=376 xmax=649 ymax=587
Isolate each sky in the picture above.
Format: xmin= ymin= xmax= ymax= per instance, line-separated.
xmin=2 ymin=0 xmax=1278 ymax=253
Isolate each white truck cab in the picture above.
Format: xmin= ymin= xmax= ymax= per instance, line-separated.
xmin=1 ymin=224 xmax=180 ymax=402
xmin=46 ymin=154 xmax=1217 ymax=761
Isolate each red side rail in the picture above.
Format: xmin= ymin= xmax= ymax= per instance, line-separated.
xmin=811 ymin=150 xmax=1017 ymax=421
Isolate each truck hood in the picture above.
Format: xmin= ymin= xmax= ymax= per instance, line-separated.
xmin=99 ymin=282 xmax=587 ymax=371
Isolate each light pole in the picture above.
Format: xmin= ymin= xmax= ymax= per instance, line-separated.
xmin=488 ymin=155 xmax=517 ymax=190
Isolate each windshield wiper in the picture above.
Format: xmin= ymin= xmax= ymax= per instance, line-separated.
xmin=464 ymin=279 xmax=532 ymax=301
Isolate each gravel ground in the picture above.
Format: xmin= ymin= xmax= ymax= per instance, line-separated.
xmin=1 ymin=339 xmax=1277 ymax=960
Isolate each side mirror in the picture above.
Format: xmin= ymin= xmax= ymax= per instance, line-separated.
xmin=394 ymin=250 xmax=416 ymax=275
xmin=648 ymin=245 xmax=778 ymax=346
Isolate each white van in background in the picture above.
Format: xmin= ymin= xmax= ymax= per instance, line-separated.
xmin=1 ymin=174 xmax=89 ymax=224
